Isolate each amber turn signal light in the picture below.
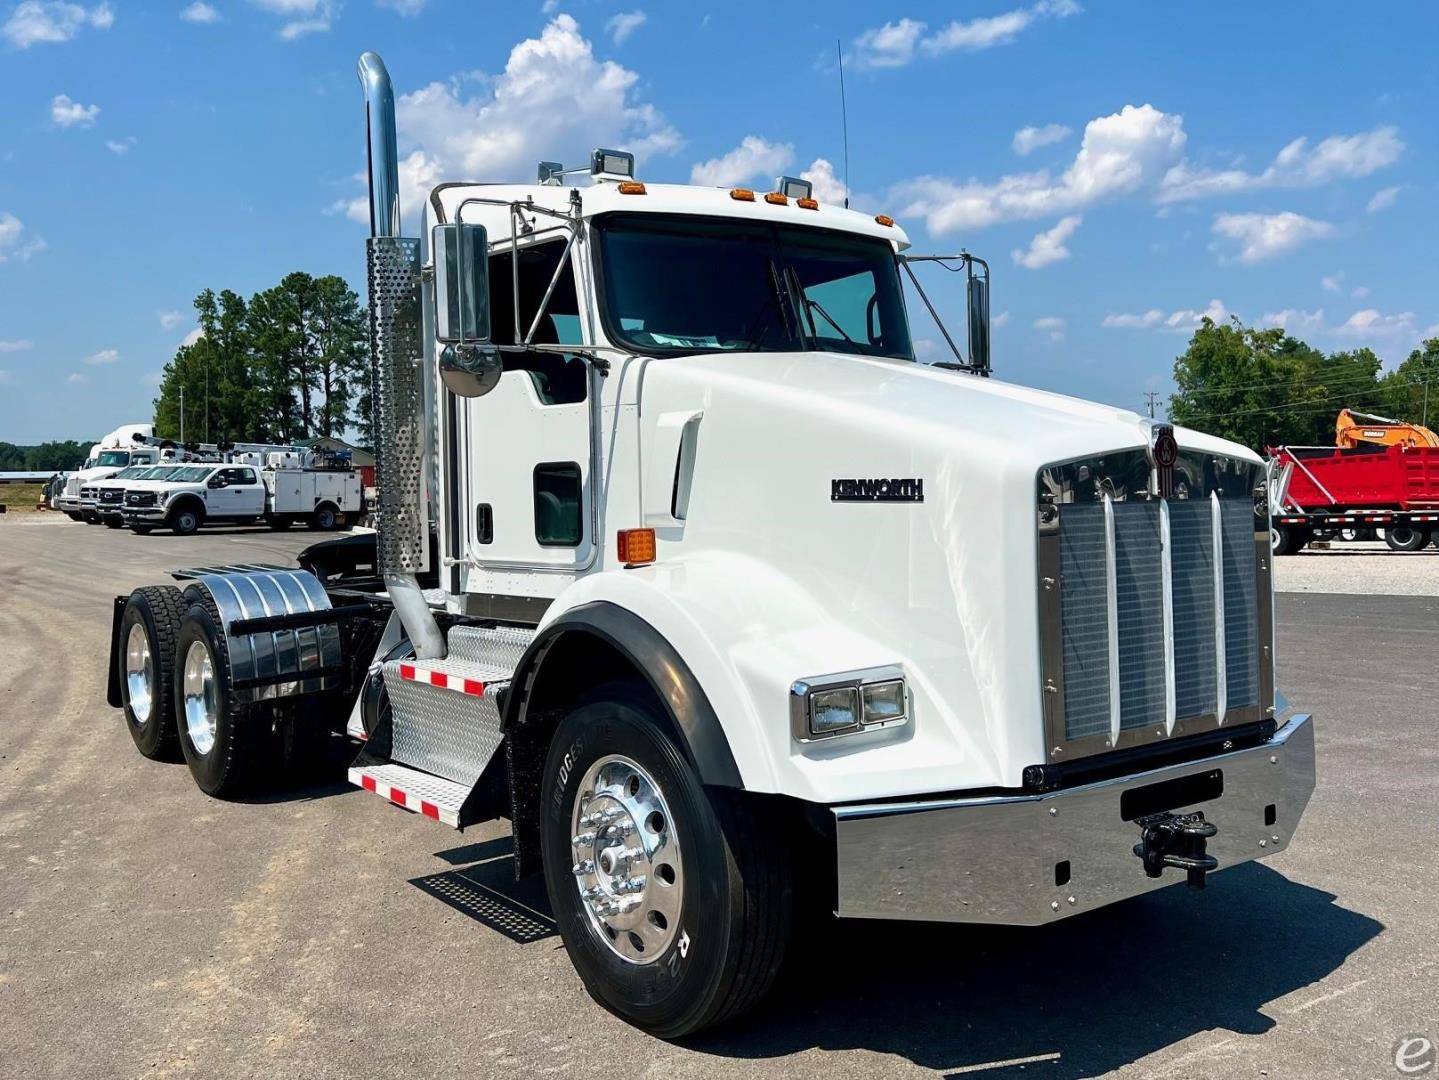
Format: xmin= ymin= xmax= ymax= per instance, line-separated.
xmin=617 ymin=181 xmax=647 ymax=195
xmin=730 ymin=188 xmax=756 ymax=202
xmin=616 ymin=528 xmax=657 ymax=566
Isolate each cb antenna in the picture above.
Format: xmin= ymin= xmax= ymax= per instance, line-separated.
xmin=836 ymin=38 xmax=850 ymax=209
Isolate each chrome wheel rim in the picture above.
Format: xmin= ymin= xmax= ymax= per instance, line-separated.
xmin=570 ymin=755 xmax=684 ymax=965
xmin=182 ymin=640 xmax=219 ymax=756
xmin=124 ymin=622 xmax=153 ymax=725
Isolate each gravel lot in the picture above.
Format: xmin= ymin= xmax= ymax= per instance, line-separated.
xmin=1 ymin=514 xmax=1436 ymax=1079
xmin=1275 ymin=540 xmax=1439 ymax=596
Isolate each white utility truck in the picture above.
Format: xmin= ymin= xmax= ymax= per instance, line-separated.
xmin=105 ymin=53 xmax=1314 ymax=1037
xmin=91 ymin=464 xmax=184 ymax=528
xmin=58 ymin=423 xmax=160 ymax=521
xmin=119 ymin=456 xmax=360 ymax=535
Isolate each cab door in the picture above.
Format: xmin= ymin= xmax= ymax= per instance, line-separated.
xmin=460 ymin=238 xmax=596 ymax=589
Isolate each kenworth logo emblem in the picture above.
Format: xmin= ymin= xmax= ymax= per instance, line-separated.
xmin=831 ymin=478 xmax=925 ymax=503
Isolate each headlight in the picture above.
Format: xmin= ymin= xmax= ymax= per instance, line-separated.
xmin=790 ymin=666 xmax=908 ymax=742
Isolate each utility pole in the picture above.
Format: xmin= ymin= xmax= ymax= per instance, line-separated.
xmin=180 ymin=386 xmax=185 ymax=444
xmin=1145 ymin=391 xmax=1160 ymax=419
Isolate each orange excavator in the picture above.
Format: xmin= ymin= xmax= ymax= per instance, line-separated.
xmin=1334 ymin=408 xmax=1439 ymax=449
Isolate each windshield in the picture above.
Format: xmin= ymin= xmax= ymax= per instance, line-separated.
xmin=167 ymin=466 xmax=215 ymax=483
xmin=110 ymin=466 xmax=147 ymax=480
xmin=139 ymin=466 xmax=183 ymax=481
xmin=96 ymin=451 xmax=131 ymax=467
xmin=595 ymin=214 xmax=913 ymax=360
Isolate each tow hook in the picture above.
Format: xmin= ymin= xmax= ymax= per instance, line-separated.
xmin=1133 ymin=811 xmax=1219 ymax=890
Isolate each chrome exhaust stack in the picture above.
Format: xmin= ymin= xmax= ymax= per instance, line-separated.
xmin=358 ymin=50 xmax=445 ymax=661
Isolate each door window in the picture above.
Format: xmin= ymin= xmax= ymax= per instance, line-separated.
xmin=487 ymin=241 xmax=587 ymax=405
xmin=533 ymin=462 xmax=583 ymax=546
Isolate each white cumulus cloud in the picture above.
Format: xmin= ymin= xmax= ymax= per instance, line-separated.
xmin=606 ymin=10 xmax=645 ymax=44
xmin=855 ymin=1 xmax=1081 ymax=69
xmin=0 ymin=212 xmax=47 ymax=263
xmin=50 ymin=93 xmax=99 ymax=128
xmin=181 ymin=328 xmax=205 ymax=347
xmin=180 ymin=2 xmax=221 ymax=23
xmin=158 ymin=311 xmax=184 ymax=329
xmin=377 ymin=0 xmax=428 ymax=16
xmin=691 ymin=135 xmax=793 ymax=187
xmin=1013 ymin=214 xmax=1081 ymax=268
xmin=0 ymin=339 xmax=34 ymax=352
xmin=1211 ymin=211 xmax=1335 ymax=264
xmin=1366 ymin=185 xmax=1401 ymax=213
xmin=67 ymin=372 xmax=88 ymax=384
xmin=1033 ymin=315 xmax=1066 ymax=341
xmin=799 ymin=157 xmax=848 ymax=204
xmin=84 ymin=347 xmax=119 ymax=365
xmin=3 ymin=1 xmax=112 ymax=48
xmin=1158 ymin=125 xmax=1403 ymax=204
xmin=335 ymin=16 xmax=681 ymax=225
xmin=105 ymin=136 xmax=137 ymax=154
xmin=895 ymin=103 xmax=1185 ymax=234
xmin=246 ymin=0 xmax=334 ymax=39
xmin=1102 ymin=298 xmax=1228 ymax=332
xmin=1012 ymin=123 xmax=1071 ymax=156
xmin=1336 ymin=308 xmax=1416 ymax=338
xmin=1259 ymin=308 xmax=1327 ymax=335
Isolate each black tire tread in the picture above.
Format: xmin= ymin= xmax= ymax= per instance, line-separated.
xmin=176 ymin=590 xmax=270 ymax=797
xmin=123 ymin=585 xmax=188 ymax=759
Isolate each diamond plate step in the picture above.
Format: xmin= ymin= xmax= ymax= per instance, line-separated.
xmin=348 ymin=763 xmax=469 ymax=828
xmin=382 ymin=624 xmax=534 ymax=789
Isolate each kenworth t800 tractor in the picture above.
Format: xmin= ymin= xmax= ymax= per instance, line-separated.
xmin=105 ymin=52 xmax=1314 ymax=1038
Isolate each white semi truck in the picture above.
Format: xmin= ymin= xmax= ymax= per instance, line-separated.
xmin=104 ymin=53 xmax=1314 ymax=1038
xmin=57 ymin=423 xmax=160 ymax=520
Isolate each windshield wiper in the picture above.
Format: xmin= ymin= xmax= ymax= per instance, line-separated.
xmin=738 ymin=257 xmax=792 ymax=351
xmin=803 ymin=295 xmax=857 ymax=345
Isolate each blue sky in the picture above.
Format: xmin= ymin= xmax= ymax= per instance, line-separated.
xmin=1 ymin=0 xmax=1435 ymax=443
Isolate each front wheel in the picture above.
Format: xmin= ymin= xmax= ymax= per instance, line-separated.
xmin=170 ymin=504 xmax=202 ymax=536
xmin=540 ymin=686 xmax=792 ymax=1038
xmin=130 ymin=523 xmax=154 ymax=535
xmin=103 ymin=517 xmax=124 ymax=529
xmin=267 ymin=515 xmax=293 ymax=531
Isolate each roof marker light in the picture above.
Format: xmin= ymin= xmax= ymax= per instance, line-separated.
xmin=617 ymin=181 xmax=647 ymax=195
xmin=764 ymin=192 xmax=788 ymax=206
xmin=797 ymin=197 xmax=819 ymax=210
xmin=730 ymin=188 xmax=756 ymax=202
xmin=875 ymin=214 xmax=895 ymax=227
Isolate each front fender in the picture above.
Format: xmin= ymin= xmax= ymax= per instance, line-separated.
xmin=533 ymin=552 xmax=1004 ymax=803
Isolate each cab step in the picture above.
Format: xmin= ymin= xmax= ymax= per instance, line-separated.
xmin=383 ymin=624 xmax=536 ymax=788
xmin=347 ymin=763 xmax=469 ymax=828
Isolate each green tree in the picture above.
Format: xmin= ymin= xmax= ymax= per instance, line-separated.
xmin=1169 ymin=317 xmax=1388 ymax=450
xmin=1379 ymin=337 xmax=1439 ymax=427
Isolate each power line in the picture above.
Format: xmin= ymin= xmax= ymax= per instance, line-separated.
xmin=1177 ymin=366 xmax=1395 ymax=399
xmin=1144 ymin=391 xmax=1160 ymax=418
xmin=1184 ymin=374 xmax=1436 ymax=421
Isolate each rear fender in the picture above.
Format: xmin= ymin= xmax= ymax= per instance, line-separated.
xmin=105 ymin=595 xmax=127 ymax=708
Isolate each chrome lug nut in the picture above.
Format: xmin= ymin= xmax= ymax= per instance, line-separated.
xmin=572 ymin=860 xmax=595 ymax=876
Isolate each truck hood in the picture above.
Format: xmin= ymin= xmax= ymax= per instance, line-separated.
xmin=650 ymin=350 xmax=1257 ymax=469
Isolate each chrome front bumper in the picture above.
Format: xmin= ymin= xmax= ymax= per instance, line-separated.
xmin=833 ymin=712 xmax=1315 ymax=925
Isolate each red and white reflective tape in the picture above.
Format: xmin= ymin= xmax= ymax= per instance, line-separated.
xmin=348 ymin=768 xmax=458 ymax=826
xmin=396 ymin=662 xmax=491 ymax=698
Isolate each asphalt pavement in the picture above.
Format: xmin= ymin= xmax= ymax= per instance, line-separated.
xmin=0 ymin=514 xmax=1434 ymax=1079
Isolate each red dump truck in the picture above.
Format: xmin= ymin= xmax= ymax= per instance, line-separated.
xmin=1269 ymin=442 xmax=1439 ymax=553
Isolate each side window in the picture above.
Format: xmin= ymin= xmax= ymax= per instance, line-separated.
xmin=486 ymin=240 xmax=587 ymax=405
xmin=533 ymin=462 xmax=582 ymax=547
xmin=222 ymin=467 xmax=255 ymax=485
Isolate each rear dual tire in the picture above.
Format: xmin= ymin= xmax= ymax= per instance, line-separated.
xmin=118 ymin=586 xmax=188 ymax=760
xmin=1384 ymin=527 xmax=1431 ymax=552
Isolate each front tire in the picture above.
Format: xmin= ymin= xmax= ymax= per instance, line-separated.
xmin=540 ymin=685 xmax=792 ymax=1038
xmin=130 ymin=523 xmax=154 ymax=535
xmin=1271 ymin=524 xmax=1306 ymax=556
xmin=118 ymin=586 xmax=187 ymax=760
xmin=173 ymin=598 xmax=268 ymax=797
xmin=267 ymin=515 xmax=293 ymax=531
xmin=104 ymin=517 xmax=124 ymax=529
xmin=170 ymin=504 xmax=203 ymax=536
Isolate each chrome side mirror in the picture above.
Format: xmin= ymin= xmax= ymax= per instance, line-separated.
xmin=432 ymin=223 xmax=490 ymax=344
xmin=967 ymin=271 xmax=990 ymax=376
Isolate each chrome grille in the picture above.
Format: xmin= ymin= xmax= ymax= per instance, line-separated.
xmin=1039 ymin=447 xmax=1270 ymax=761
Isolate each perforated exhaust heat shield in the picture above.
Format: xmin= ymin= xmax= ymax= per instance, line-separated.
xmin=366 ymin=235 xmax=428 ymax=576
